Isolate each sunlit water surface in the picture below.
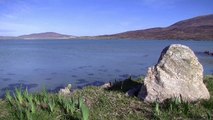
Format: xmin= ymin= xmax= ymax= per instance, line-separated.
xmin=0 ymin=39 xmax=212 ymax=96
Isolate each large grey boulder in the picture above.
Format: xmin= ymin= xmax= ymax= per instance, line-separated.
xmin=138 ymin=44 xmax=210 ymax=102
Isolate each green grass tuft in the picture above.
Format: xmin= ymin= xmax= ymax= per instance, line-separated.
xmin=2 ymin=87 xmax=88 ymax=120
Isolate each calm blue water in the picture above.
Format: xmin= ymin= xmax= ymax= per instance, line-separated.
xmin=0 ymin=39 xmax=213 ymax=96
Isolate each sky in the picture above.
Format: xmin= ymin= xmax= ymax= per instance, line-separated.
xmin=0 ymin=0 xmax=212 ymax=36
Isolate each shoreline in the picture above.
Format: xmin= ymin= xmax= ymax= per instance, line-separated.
xmin=0 ymin=38 xmax=213 ymax=41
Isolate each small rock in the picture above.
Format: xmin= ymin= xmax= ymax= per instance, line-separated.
xmin=59 ymin=84 xmax=72 ymax=95
xmin=67 ymin=84 xmax=72 ymax=90
xmin=100 ymin=82 xmax=112 ymax=89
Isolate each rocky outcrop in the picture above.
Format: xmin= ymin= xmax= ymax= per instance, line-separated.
xmin=204 ymin=51 xmax=213 ymax=56
xmin=138 ymin=44 xmax=210 ymax=102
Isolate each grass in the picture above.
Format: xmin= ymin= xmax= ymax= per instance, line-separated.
xmin=0 ymin=75 xmax=212 ymax=120
xmin=1 ymin=88 xmax=89 ymax=120
xmin=72 ymin=76 xmax=213 ymax=120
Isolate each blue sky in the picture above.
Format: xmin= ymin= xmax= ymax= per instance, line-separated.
xmin=0 ymin=0 xmax=212 ymax=36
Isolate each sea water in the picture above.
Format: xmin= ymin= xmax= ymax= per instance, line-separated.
xmin=0 ymin=39 xmax=212 ymax=96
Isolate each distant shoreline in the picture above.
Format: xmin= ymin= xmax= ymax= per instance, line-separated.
xmin=1 ymin=14 xmax=213 ymax=41
xmin=0 ymin=38 xmax=213 ymax=41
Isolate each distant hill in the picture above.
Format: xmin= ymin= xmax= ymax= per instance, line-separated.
xmin=0 ymin=36 xmax=17 ymax=39
xmin=0 ymin=14 xmax=212 ymax=40
xmin=96 ymin=14 xmax=213 ymax=40
xmin=18 ymin=32 xmax=76 ymax=39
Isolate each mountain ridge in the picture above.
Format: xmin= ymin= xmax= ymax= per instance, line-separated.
xmin=0 ymin=14 xmax=213 ymax=40
xmin=96 ymin=14 xmax=213 ymax=40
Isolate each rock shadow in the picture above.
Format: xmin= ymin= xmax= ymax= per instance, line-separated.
xmin=107 ymin=77 xmax=141 ymax=93
xmin=106 ymin=77 xmax=147 ymax=99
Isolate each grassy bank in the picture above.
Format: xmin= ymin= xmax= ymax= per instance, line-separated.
xmin=0 ymin=75 xmax=213 ymax=120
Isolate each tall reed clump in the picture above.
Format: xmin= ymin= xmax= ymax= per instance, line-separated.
xmin=5 ymin=87 xmax=89 ymax=120
xmin=57 ymin=95 xmax=89 ymax=120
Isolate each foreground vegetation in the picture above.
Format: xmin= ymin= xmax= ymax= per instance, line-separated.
xmin=1 ymin=88 xmax=89 ymax=120
xmin=0 ymin=75 xmax=213 ymax=120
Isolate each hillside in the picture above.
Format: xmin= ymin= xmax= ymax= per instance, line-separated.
xmin=97 ymin=14 xmax=213 ymax=40
xmin=0 ymin=15 xmax=213 ymax=40
xmin=18 ymin=32 xmax=76 ymax=39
